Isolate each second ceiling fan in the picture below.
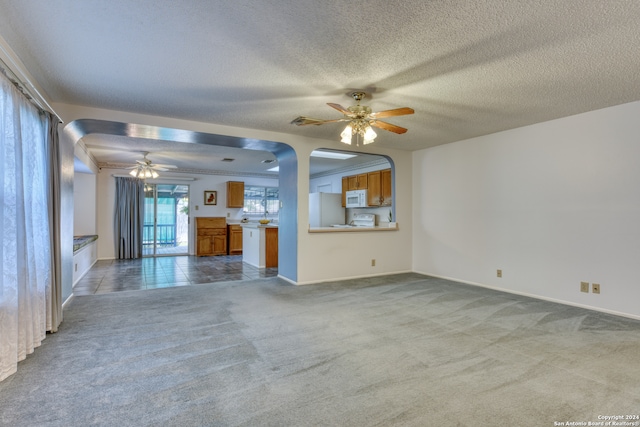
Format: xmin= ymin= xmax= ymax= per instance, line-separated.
xmin=291 ymin=92 xmax=414 ymax=145
xmin=128 ymin=152 xmax=177 ymax=179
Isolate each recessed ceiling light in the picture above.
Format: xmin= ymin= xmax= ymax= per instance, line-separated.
xmin=221 ymin=158 xmax=235 ymax=162
xmin=310 ymin=150 xmax=357 ymax=160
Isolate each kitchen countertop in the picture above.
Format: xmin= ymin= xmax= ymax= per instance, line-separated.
xmin=240 ymin=222 xmax=279 ymax=228
xmin=308 ymin=224 xmax=399 ymax=233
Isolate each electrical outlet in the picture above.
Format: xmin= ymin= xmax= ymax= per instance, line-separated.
xmin=371 ymin=259 xmax=376 ymax=267
xmin=580 ymin=282 xmax=589 ymax=293
xmin=592 ymin=283 xmax=600 ymax=294
xmin=497 ymin=269 xmax=502 ymax=278
xmin=227 ymin=212 xmax=230 ymax=217
xmin=74 ymin=263 xmax=77 ymax=272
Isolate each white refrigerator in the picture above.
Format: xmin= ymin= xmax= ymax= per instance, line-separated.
xmin=309 ymin=192 xmax=346 ymax=227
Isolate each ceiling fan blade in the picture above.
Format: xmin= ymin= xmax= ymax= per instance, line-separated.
xmin=369 ymin=107 xmax=414 ymax=119
xmin=291 ymin=116 xmax=348 ymax=126
xmin=152 ymin=164 xmax=177 ymax=169
xmin=151 ymin=167 xmax=168 ymax=172
xmin=136 ymin=159 xmax=148 ymax=165
xmin=326 ymin=103 xmax=353 ymax=116
xmin=370 ymin=120 xmax=408 ymax=134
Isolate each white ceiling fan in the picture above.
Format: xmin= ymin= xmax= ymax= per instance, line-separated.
xmin=128 ymin=152 xmax=177 ymax=179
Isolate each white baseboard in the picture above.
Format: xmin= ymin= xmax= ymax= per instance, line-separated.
xmin=292 ymin=270 xmax=414 ymax=286
xmin=419 ymin=271 xmax=640 ymax=322
xmin=62 ymin=293 xmax=74 ymax=310
xmin=72 ymin=258 xmax=98 ymax=287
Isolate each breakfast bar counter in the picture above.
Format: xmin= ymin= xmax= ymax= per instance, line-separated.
xmin=241 ymin=223 xmax=278 ymax=268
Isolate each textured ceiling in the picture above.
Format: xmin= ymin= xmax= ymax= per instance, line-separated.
xmin=1 ymin=0 xmax=640 ymax=171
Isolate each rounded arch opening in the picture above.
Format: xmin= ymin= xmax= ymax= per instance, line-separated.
xmin=64 ymin=118 xmax=299 ymax=282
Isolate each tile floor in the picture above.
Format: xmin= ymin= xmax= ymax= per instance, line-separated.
xmin=73 ymin=255 xmax=278 ymax=295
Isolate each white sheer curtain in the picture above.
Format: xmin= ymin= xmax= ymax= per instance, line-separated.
xmin=0 ymin=71 xmax=52 ymax=382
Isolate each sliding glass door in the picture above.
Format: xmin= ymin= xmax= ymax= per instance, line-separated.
xmin=143 ymin=184 xmax=190 ymax=256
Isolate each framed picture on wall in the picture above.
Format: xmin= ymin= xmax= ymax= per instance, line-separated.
xmin=204 ymin=190 xmax=217 ymax=205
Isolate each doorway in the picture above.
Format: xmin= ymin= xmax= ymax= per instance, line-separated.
xmin=143 ymin=183 xmax=190 ymax=256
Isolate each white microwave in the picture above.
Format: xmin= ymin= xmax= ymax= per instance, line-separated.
xmin=345 ymin=189 xmax=368 ymax=208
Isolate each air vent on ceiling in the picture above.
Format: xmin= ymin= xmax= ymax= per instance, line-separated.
xmin=221 ymin=158 xmax=235 ymax=162
xmin=261 ymin=159 xmax=276 ymax=164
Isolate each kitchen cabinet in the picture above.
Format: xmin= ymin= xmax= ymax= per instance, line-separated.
xmin=265 ymin=227 xmax=278 ymax=268
xmin=341 ymin=177 xmax=348 ymax=207
xmin=196 ymin=217 xmax=227 ymax=256
xmin=367 ymin=168 xmax=392 ymax=206
xmin=227 ymin=224 xmax=243 ymax=255
xmin=381 ymin=168 xmax=392 ymax=205
xmin=226 ymin=181 xmax=244 ymax=208
xmin=348 ymin=173 xmax=368 ymax=190
xmin=342 ymin=168 xmax=392 ymax=207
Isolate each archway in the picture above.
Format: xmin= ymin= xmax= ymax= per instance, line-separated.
xmin=63 ymin=118 xmax=298 ymax=287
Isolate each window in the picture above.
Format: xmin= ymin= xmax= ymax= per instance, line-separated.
xmin=243 ymin=186 xmax=279 ymax=215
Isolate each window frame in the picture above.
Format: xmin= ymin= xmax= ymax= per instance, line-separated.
xmin=243 ymin=185 xmax=279 ymax=216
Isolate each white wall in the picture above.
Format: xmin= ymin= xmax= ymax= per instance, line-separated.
xmin=73 ymin=170 xmax=99 ymax=285
xmin=412 ymin=100 xmax=640 ymax=319
xmin=299 ymin=146 xmax=413 ymax=283
xmin=73 ymin=172 xmax=97 ymax=235
xmin=96 ymin=166 xmax=278 ymax=259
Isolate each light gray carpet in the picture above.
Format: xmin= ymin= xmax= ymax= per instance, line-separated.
xmin=2 ymin=273 xmax=640 ymax=426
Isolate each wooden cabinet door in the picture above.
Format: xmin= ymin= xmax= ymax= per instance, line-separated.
xmin=347 ymin=174 xmax=368 ymax=190
xmin=356 ymin=173 xmax=368 ymax=189
xmin=228 ymin=225 xmax=243 ymax=255
xmin=348 ymin=175 xmax=358 ymax=190
xmin=265 ymin=227 xmax=278 ymax=268
xmin=197 ymin=235 xmax=214 ymax=256
xmin=212 ymin=235 xmax=227 ymax=255
xmin=367 ymin=170 xmax=382 ymax=206
xmin=226 ymin=181 xmax=244 ymax=208
xmin=381 ymin=168 xmax=392 ymax=206
xmin=341 ymin=176 xmax=348 ymax=207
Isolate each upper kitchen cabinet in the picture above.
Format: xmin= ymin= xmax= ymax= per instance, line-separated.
xmin=348 ymin=173 xmax=368 ymax=190
xmin=341 ymin=176 xmax=348 ymax=207
xmin=341 ymin=168 xmax=392 ymax=207
xmin=310 ymin=148 xmax=392 ymax=208
xmin=342 ymin=173 xmax=368 ymax=207
xmin=226 ymin=181 xmax=244 ymax=208
xmin=367 ymin=168 xmax=392 ymax=206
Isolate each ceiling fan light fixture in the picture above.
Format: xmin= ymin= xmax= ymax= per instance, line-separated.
xmin=340 ymin=124 xmax=353 ymax=144
xmin=129 ymin=165 xmax=159 ymax=179
xmin=363 ymin=125 xmax=377 ymax=145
